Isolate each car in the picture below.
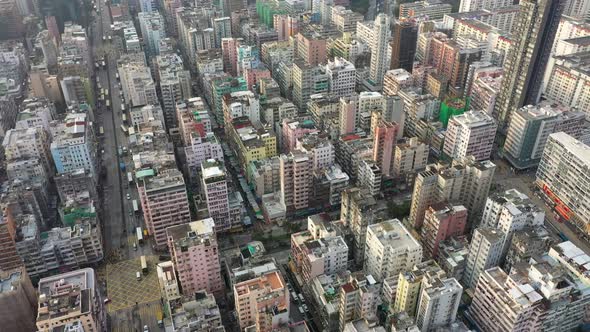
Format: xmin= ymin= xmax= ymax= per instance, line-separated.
xmin=298 ymin=306 xmax=304 ymax=314
xmin=157 ymin=320 xmax=164 ymax=327
xmin=133 ymin=243 xmax=137 ymax=250
xmin=103 ymin=298 xmax=111 ymax=304
xmin=129 ymin=211 xmax=133 ymax=216
xmin=126 ymin=194 xmax=131 ymax=200
xmin=143 ymin=325 xmax=149 ymax=332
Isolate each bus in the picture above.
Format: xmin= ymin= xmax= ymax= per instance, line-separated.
xmin=127 ymin=172 xmax=133 ymax=184
xmin=136 ymin=227 xmax=143 ymax=244
xmin=132 ymin=200 xmax=139 ymax=213
xmin=120 ymin=124 xmax=128 ymax=134
xmin=140 ymin=255 xmax=148 ymax=274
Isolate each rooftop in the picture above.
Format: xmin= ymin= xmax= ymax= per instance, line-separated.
xmin=368 ymin=219 xmax=421 ymax=249
xmin=167 ymin=218 xmax=216 ymax=244
xmin=548 ymin=132 xmax=590 ymax=166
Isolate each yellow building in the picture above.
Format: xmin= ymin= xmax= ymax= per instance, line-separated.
xmin=229 ymin=117 xmax=277 ymax=167
xmin=393 ymin=260 xmax=445 ymax=317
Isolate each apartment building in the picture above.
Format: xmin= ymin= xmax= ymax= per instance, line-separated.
xmin=291 ymin=233 xmax=348 ymax=282
xmin=364 ymin=219 xmax=423 ymax=282
xmin=400 ymin=0 xmax=452 ymax=20
xmin=543 ymin=52 xmax=590 ymax=119
xmin=201 ymin=160 xmax=241 ymax=231
xmin=536 ymin=133 xmax=590 ymax=234
xmin=421 ymin=204 xmax=467 ymax=258
xmin=338 ymin=273 xmax=381 ymax=330
xmin=295 ymin=132 xmax=335 ymax=172
xmin=409 ymin=157 xmax=496 ymax=228
xmin=282 ymin=119 xmax=319 ymax=153
xmin=326 ymin=57 xmax=356 ymax=98
xmin=393 ymin=260 xmax=445 ymax=317
xmin=170 ymin=291 xmax=224 ymax=331
xmin=156 ymin=261 xmax=180 ymax=301
xmin=371 ymin=115 xmax=398 ymax=177
xmin=340 ymin=187 xmax=386 ymax=266
xmin=280 ymin=151 xmax=313 ymax=211
xmin=138 ymin=11 xmax=166 ymax=57
xmin=470 ymin=249 xmax=590 ymax=332
xmin=167 ymin=218 xmax=223 ymax=297
xmin=392 ymin=137 xmax=428 ymax=179
xmin=0 ymin=267 xmax=37 ymax=332
xmin=118 ymin=62 xmax=158 ymax=107
xmin=504 ymin=104 xmax=586 ymax=169
xmin=462 ymin=228 xmax=503 ymax=288
xmin=50 ymin=113 xmax=96 ymax=175
xmin=443 ymin=110 xmax=497 ymax=161
xmin=234 ymin=271 xmax=289 ymax=331
xmin=415 ymin=277 xmax=462 ymax=331
xmin=36 ymin=268 xmax=105 ymax=332
xmin=138 ymin=169 xmax=191 ymax=248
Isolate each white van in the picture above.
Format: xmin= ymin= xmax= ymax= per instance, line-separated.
xmin=136 ymin=271 xmax=141 ymax=281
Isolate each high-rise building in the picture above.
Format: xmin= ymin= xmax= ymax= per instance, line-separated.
xmin=0 ymin=207 xmax=23 ymax=272
xmin=443 ymin=110 xmax=497 ymax=161
xmin=393 ymin=260 xmax=445 ymax=317
xmin=338 ymin=273 xmax=382 ymax=330
xmin=326 ymin=57 xmax=356 ymax=98
xmin=138 ymin=169 xmax=191 ymax=248
xmin=118 ymin=62 xmax=159 ymax=107
xmin=390 ymin=19 xmax=418 ymax=73
xmin=212 ymin=17 xmax=231 ymax=48
xmin=371 ymin=114 xmax=398 ymax=177
xmin=536 ymin=132 xmax=590 ymax=234
xmin=415 ymin=277 xmax=462 ymax=331
xmin=392 ymin=137 xmax=429 ymax=179
xmin=0 ymin=267 xmax=37 ymax=332
xmin=462 ymin=228 xmax=503 ymax=288
xmin=369 ymin=14 xmax=392 ymax=87
xmin=201 ymin=159 xmax=241 ymax=232
xmin=480 ymin=189 xmax=545 ymax=253
xmin=296 ymin=31 xmax=327 ymax=66
xmin=166 ymin=218 xmax=224 ymax=297
xmin=50 ymin=113 xmax=96 ymax=176
xmin=504 ymin=104 xmax=585 ymax=169
xmin=339 ymin=96 xmax=357 ymax=135
xmin=36 ymin=268 xmax=105 ymax=332
xmin=139 ymin=11 xmax=166 ymax=57
xmin=469 ymin=247 xmax=590 ymax=332
xmin=364 ymin=219 xmax=423 ymax=282
xmin=234 ymin=271 xmax=289 ymax=331
xmin=421 ymin=203 xmax=467 ymax=259
xmin=409 ymin=158 xmax=496 ymax=228
xmin=493 ymin=0 xmax=565 ymax=126
xmin=458 ymin=0 xmax=513 ymax=12
xmin=399 ymin=0 xmax=452 ymax=20
xmin=340 ymin=187 xmax=386 ymax=266
xmin=279 ymin=151 xmax=312 ymax=211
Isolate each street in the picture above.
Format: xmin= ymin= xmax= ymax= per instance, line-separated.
xmin=89 ymin=1 xmax=161 ymax=331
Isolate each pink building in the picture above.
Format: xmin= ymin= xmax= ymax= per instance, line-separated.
xmin=244 ymin=65 xmax=271 ymax=91
xmin=222 ymin=37 xmax=241 ymax=76
xmin=421 ymin=203 xmax=467 ymax=258
xmin=296 ymin=32 xmax=327 ymax=66
xmin=274 ymin=15 xmax=299 ymax=41
xmin=372 ymin=116 xmax=398 ymax=176
xmin=138 ymin=169 xmax=191 ymax=248
xmin=45 ymin=16 xmax=60 ymax=45
xmin=234 ymin=271 xmax=290 ymax=331
xmin=282 ymin=119 xmax=319 ymax=152
xmin=339 ymin=96 xmax=357 ymax=135
xmin=166 ymin=218 xmax=224 ymax=297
